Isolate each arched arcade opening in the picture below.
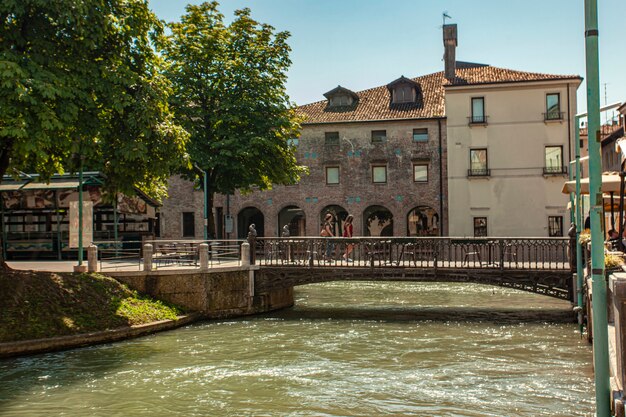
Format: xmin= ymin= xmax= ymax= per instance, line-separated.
xmin=278 ymin=205 xmax=306 ymax=236
xmin=320 ymin=205 xmax=348 ymax=237
xmin=407 ymin=206 xmax=439 ymax=236
xmin=363 ymin=205 xmax=394 ymax=236
xmin=237 ymin=207 xmax=264 ymax=239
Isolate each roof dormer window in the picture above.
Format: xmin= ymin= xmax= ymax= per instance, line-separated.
xmin=387 ymin=76 xmax=419 ymax=104
xmin=395 ymin=85 xmax=413 ymax=103
xmin=323 ymin=85 xmax=359 ymax=108
xmin=330 ymin=95 xmax=351 ymax=106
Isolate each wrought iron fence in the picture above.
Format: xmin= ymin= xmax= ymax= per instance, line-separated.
xmin=145 ymin=239 xmax=245 ymax=268
xmin=256 ymin=237 xmax=570 ymax=270
xmin=93 ymin=239 xmax=245 ymax=270
xmin=94 ymin=240 xmax=142 ymax=270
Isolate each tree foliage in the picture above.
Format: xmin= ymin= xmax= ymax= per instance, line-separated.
xmin=0 ymin=0 xmax=188 ymax=199
xmin=162 ymin=1 xmax=306 ymax=235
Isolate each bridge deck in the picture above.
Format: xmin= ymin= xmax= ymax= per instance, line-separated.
xmin=255 ymin=237 xmax=573 ymax=300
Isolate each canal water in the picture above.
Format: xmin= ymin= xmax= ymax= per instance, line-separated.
xmin=0 ymin=282 xmax=595 ymax=416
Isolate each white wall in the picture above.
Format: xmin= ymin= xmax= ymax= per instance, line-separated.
xmin=446 ymin=80 xmax=580 ymax=237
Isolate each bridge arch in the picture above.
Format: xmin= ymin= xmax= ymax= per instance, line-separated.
xmin=237 ymin=206 xmax=264 ymax=238
xmin=407 ymin=206 xmax=439 ymax=236
xmin=278 ymin=205 xmax=306 ymax=236
xmin=320 ymin=205 xmax=348 ymax=237
xmin=363 ymin=205 xmax=393 ymax=236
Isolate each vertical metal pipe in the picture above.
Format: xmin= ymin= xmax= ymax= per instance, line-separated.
xmin=584 ymin=0 xmax=610 ymax=414
xmin=438 ymin=118 xmax=444 ymax=236
xmin=575 ymin=116 xmax=584 ymax=331
xmin=203 ymin=170 xmax=208 ymax=241
xmin=78 ymin=159 xmax=84 ymax=266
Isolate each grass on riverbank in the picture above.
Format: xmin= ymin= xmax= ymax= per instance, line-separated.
xmin=0 ymin=270 xmax=184 ymax=343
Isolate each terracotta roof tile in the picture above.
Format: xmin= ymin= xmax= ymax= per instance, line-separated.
xmin=297 ymin=63 xmax=581 ymax=125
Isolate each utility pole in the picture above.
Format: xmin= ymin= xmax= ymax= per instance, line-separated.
xmin=584 ymin=0 xmax=610 ymax=415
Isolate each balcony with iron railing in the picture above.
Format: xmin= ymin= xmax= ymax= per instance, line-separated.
xmin=467 ymin=168 xmax=491 ymax=177
xmin=543 ymin=111 xmax=565 ymax=122
xmin=543 ymin=165 xmax=568 ymax=175
xmin=467 ymin=115 xmax=488 ymax=126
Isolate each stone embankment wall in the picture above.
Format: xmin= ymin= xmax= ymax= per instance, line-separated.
xmin=107 ymin=266 xmax=294 ymax=319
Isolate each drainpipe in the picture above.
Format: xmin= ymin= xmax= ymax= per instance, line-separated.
xmin=438 ymin=118 xmax=444 ymax=236
xmin=567 ymin=84 xmax=572 ymax=170
xmin=584 ymin=0 xmax=610 ymax=415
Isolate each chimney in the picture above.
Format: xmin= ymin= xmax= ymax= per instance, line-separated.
xmin=443 ymin=24 xmax=457 ymax=80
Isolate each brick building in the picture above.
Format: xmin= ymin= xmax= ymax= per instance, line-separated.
xmin=160 ymin=24 xmax=582 ymax=239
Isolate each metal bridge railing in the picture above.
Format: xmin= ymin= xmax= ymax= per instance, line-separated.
xmin=93 ymin=239 xmax=245 ymax=271
xmin=145 ymin=239 xmax=245 ymax=269
xmin=93 ymin=240 xmax=143 ymax=271
xmin=255 ymin=237 xmax=570 ymax=270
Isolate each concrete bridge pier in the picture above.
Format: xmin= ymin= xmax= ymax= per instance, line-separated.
xmin=108 ymin=243 xmax=293 ymax=319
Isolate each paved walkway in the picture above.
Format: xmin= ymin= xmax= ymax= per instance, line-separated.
xmin=7 ymin=260 xmax=242 ymax=273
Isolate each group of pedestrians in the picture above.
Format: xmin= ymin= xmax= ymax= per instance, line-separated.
xmin=320 ymin=212 xmax=354 ymax=262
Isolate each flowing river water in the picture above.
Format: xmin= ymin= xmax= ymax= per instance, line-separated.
xmin=0 ymin=282 xmax=595 ymax=416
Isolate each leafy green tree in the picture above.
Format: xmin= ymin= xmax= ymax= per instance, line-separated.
xmin=162 ymin=1 xmax=306 ymax=237
xmin=0 ymin=0 xmax=188 ymax=198
xmin=0 ymin=0 xmax=188 ymax=264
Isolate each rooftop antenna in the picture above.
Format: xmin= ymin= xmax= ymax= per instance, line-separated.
xmin=442 ymin=11 xmax=451 ymax=26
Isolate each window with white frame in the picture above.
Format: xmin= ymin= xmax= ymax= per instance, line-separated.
xmin=471 ymin=97 xmax=486 ymax=123
xmin=546 ymin=93 xmax=561 ymax=120
xmin=469 ymin=149 xmax=489 ymax=176
xmin=544 ymin=146 xmax=563 ymax=174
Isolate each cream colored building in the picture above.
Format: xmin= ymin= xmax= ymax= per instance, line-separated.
xmin=445 ymin=67 xmax=581 ymax=237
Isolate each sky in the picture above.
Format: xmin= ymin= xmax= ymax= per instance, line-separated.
xmin=148 ymin=0 xmax=626 ymax=119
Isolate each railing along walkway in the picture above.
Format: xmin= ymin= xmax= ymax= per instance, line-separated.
xmin=92 ymin=239 xmax=244 ymax=271
xmin=256 ymin=237 xmax=570 ymax=271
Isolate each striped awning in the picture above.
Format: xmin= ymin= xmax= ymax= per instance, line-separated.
xmin=0 ymin=180 xmax=80 ymax=191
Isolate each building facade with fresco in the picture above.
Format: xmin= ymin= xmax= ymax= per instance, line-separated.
xmin=0 ymin=172 xmax=159 ymax=259
xmin=160 ymin=25 xmax=582 ymax=240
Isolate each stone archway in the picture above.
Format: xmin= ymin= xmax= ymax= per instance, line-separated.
xmin=407 ymin=206 xmax=439 ymax=236
xmin=363 ymin=205 xmax=393 ymax=236
xmin=237 ymin=207 xmax=264 ymax=239
xmin=278 ymin=205 xmax=306 ymax=236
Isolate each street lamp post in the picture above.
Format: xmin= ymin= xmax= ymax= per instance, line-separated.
xmin=194 ymin=164 xmax=209 ymax=241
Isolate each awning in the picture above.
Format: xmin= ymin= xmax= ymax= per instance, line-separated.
xmin=0 ymin=180 xmax=80 ymax=192
xmin=562 ymin=172 xmax=624 ymax=194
